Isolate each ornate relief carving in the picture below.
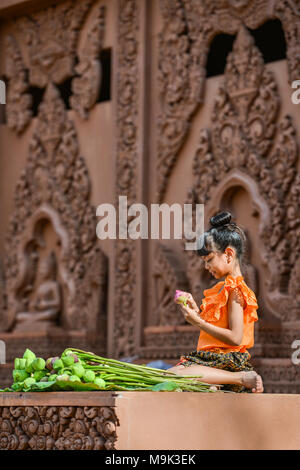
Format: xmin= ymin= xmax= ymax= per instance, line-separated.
xmin=2 ymin=83 xmax=107 ymax=334
xmin=14 ymin=250 xmax=62 ymax=332
xmin=5 ymin=0 xmax=105 ymax=134
xmin=16 ymin=0 xmax=95 ymax=87
xmin=142 ymin=326 xmax=199 ymax=357
xmin=152 ymin=243 xmax=189 ymax=326
xmin=70 ymin=5 xmax=106 ymax=119
xmin=5 ymin=35 xmax=32 ymax=134
xmin=156 ymin=0 xmax=300 ymax=203
xmin=113 ymin=0 xmax=140 ymax=358
xmin=0 ymin=406 xmax=118 ymax=450
xmin=182 ymin=26 xmax=298 ymax=320
xmin=156 ymin=0 xmax=210 ymax=203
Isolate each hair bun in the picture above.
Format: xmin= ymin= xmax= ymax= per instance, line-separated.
xmin=209 ymin=211 xmax=232 ymax=228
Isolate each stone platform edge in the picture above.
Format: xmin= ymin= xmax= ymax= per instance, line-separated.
xmin=1 ymin=391 xmax=300 ymax=450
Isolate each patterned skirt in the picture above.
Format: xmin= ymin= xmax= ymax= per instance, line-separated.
xmin=176 ymin=349 xmax=254 ymax=393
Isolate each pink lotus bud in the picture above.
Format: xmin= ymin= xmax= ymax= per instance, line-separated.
xmin=174 ymin=290 xmax=188 ymax=306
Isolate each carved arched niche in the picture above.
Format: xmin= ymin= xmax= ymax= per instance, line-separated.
xmin=182 ymin=25 xmax=300 ymax=324
xmin=205 ymin=174 xmax=276 ymax=322
xmin=8 ymin=209 xmax=73 ymax=332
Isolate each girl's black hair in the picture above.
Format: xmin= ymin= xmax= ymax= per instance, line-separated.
xmin=196 ymin=211 xmax=247 ymax=270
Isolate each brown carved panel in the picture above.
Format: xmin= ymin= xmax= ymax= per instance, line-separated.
xmin=2 ymin=81 xmax=108 ymax=337
xmin=156 ymin=0 xmax=300 ymax=203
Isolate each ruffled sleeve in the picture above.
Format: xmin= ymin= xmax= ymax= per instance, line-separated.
xmin=199 ymin=274 xmax=258 ymax=323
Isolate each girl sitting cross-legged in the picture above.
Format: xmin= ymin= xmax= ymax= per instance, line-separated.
xmin=169 ymin=210 xmax=264 ymax=393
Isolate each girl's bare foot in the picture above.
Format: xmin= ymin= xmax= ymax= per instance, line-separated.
xmin=241 ymin=371 xmax=264 ymax=393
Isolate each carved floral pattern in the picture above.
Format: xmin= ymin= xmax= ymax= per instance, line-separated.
xmin=70 ymin=5 xmax=106 ymax=119
xmin=5 ymin=0 xmax=106 ymax=133
xmin=5 ymin=35 xmax=32 ymax=134
xmin=16 ymin=0 xmax=95 ymax=87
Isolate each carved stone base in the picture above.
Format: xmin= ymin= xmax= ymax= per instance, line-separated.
xmin=1 ymin=391 xmax=300 ymax=450
xmin=0 ymin=392 xmax=118 ymax=450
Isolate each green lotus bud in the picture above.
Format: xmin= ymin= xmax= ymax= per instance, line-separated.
xmin=63 ymin=351 xmax=79 ymax=363
xmin=46 ymin=357 xmax=59 ymax=371
xmin=24 ymin=377 xmax=36 ymax=388
xmin=69 ymin=375 xmax=80 ymax=382
xmin=25 ymin=358 xmax=35 ymax=373
xmin=94 ymin=377 xmax=106 ymax=388
xmin=33 ymin=370 xmax=47 ymax=381
xmin=70 ymin=353 xmax=79 ymax=363
xmin=56 ymin=374 xmax=70 ymax=381
xmin=14 ymin=358 xmax=21 ymax=369
xmin=13 ymin=369 xmax=29 ymax=383
xmin=53 ymin=359 xmax=64 ymax=371
xmin=32 ymin=358 xmax=46 ymax=371
xmin=62 ymin=349 xmax=72 ymax=357
xmin=11 ymin=382 xmax=24 ymax=391
xmin=83 ymin=370 xmax=95 ymax=383
xmin=71 ymin=363 xmax=85 ymax=378
xmin=62 ymin=355 xmax=75 ymax=367
xmin=23 ymin=349 xmax=36 ymax=361
xmin=19 ymin=359 xmax=27 ymax=369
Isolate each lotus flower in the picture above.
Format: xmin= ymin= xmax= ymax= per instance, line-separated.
xmin=174 ymin=289 xmax=189 ymax=306
xmin=23 ymin=349 xmax=36 ymax=361
xmin=83 ymin=370 xmax=95 ymax=383
xmin=32 ymin=358 xmax=46 ymax=371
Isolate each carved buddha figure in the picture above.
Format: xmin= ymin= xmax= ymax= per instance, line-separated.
xmin=15 ymin=251 xmax=61 ymax=329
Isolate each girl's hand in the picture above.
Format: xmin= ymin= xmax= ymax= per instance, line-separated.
xmin=175 ymin=292 xmax=199 ymax=311
xmin=179 ymin=302 xmax=203 ymax=327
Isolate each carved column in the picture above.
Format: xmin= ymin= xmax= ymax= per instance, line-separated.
xmin=110 ymin=0 xmax=148 ymax=358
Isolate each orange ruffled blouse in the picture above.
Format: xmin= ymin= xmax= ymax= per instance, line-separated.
xmin=196 ymin=274 xmax=258 ymax=354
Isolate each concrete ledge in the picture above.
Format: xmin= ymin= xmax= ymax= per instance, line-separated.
xmin=114 ymin=392 xmax=300 ymax=450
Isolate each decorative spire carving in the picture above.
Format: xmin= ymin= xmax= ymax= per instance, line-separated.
xmin=2 ymin=81 xmax=107 ymax=333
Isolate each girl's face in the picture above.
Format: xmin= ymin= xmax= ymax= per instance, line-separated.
xmin=201 ymin=249 xmax=232 ymax=279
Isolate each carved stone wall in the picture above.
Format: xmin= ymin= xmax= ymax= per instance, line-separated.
xmin=1 ymin=0 xmax=300 ymax=395
xmin=0 ymin=0 xmax=109 ymax=357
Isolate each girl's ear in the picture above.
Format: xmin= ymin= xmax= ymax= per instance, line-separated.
xmin=225 ymin=246 xmax=234 ymax=262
